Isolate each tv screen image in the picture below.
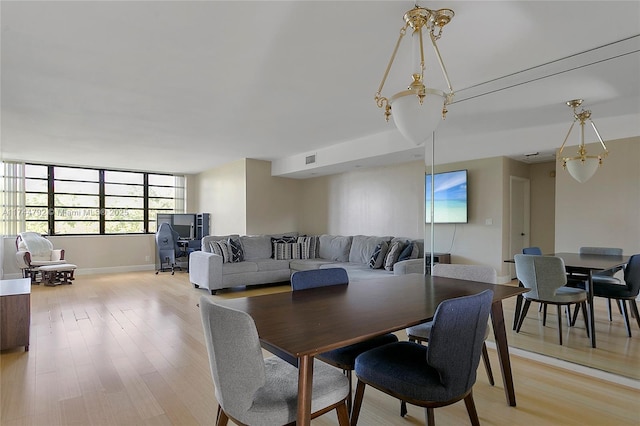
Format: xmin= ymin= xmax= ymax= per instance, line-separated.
xmin=425 ymin=169 xmax=468 ymax=224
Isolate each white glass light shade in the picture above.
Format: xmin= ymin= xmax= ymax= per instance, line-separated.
xmin=390 ymin=89 xmax=445 ymax=145
xmin=565 ymin=157 xmax=599 ymax=183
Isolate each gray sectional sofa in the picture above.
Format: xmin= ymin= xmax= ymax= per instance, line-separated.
xmin=188 ymin=233 xmax=424 ymax=294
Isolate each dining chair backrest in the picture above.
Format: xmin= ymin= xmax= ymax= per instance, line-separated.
xmin=291 ymin=267 xmax=349 ymax=290
xmin=427 ymin=289 xmax=494 ymax=399
xmin=579 ymin=247 xmax=623 ymax=256
xmin=199 ymin=296 xmax=266 ymax=419
xmin=522 ymin=247 xmax=542 ymax=255
xmin=624 ymin=254 xmax=640 ymax=295
xmin=432 ymin=263 xmax=496 ymax=284
xmin=580 ymin=246 xmax=624 ymax=277
xmin=514 ymin=254 xmax=567 ymax=300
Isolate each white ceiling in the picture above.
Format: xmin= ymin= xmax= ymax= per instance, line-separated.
xmin=2 ymin=1 xmax=639 ymax=177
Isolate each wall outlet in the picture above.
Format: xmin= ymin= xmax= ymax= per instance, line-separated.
xmin=485 ymin=218 xmax=493 ymax=225
xmin=145 ymin=255 xmax=151 ymax=262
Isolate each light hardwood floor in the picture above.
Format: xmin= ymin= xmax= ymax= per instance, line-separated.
xmin=1 ymin=271 xmax=639 ymax=425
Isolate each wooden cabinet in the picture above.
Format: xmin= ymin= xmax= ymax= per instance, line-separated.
xmin=0 ymin=278 xmax=31 ymax=351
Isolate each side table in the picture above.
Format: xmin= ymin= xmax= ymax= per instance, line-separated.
xmin=0 ymin=278 xmax=31 ymax=351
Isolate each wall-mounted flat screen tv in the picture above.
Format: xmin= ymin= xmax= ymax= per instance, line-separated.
xmin=425 ymin=169 xmax=468 ymax=224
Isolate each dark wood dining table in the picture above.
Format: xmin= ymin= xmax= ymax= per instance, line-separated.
xmin=507 ymin=252 xmax=630 ymax=348
xmin=217 ymin=273 xmax=527 ymax=425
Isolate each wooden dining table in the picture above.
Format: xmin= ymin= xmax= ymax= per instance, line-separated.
xmin=507 ymin=252 xmax=630 ymax=348
xmin=216 ymin=273 xmax=527 ymax=425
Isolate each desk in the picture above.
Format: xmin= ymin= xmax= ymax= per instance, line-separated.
xmin=217 ymin=273 xmax=526 ymax=425
xmin=0 ymin=278 xmax=31 ymax=351
xmin=507 ymin=253 xmax=629 ymax=348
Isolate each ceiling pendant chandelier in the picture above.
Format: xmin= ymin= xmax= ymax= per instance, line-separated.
xmin=375 ymin=5 xmax=455 ymax=145
xmin=558 ymin=99 xmax=609 ymax=183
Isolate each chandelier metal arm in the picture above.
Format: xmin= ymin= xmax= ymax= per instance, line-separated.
xmin=589 ymin=119 xmax=608 ymax=155
xmin=375 ymin=23 xmax=409 ymax=121
xmin=429 ymin=31 xmax=454 ymax=98
xmin=376 ymin=24 xmax=409 ymax=98
xmin=558 ymin=120 xmax=576 ymax=157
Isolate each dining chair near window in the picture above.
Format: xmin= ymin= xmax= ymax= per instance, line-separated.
xmin=350 ymin=290 xmax=494 ymax=426
xmin=514 ymin=254 xmax=589 ymax=345
xmin=199 ymin=296 xmax=350 ymax=426
xmin=586 ymin=254 xmax=640 ymax=337
xmin=405 ymin=264 xmax=496 ymax=387
xmin=290 ymin=268 xmax=398 ymax=413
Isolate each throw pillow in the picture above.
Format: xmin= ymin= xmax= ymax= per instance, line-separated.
xmin=273 ymin=242 xmax=304 ymax=260
xmin=384 ymin=240 xmax=405 ymax=271
xmin=368 ymin=241 xmax=388 ymax=269
xmin=209 ymin=240 xmax=231 ymax=263
xmin=271 ymin=236 xmax=298 ymax=244
xmin=397 ymin=240 xmax=414 ymax=262
xmin=409 ymin=242 xmax=420 ymax=259
xmin=227 ymin=237 xmax=244 ymax=263
xmin=297 ymin=236 xmax=318 ymax=259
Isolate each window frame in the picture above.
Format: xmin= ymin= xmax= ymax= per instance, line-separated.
xmin=23 ymin=163 xmax=184 ymax=236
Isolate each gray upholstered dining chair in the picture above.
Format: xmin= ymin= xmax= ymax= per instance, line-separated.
xmin=587 ymin=254 xmax=640 ymax=337
xmin=513 ymin=247 xmax=543 ymax=329
xmin=514 ymin=254 xmax=589 ymax=345
xmin=290 ymin=268 xmax=398 ymax=413
xmin=199 ymin=296 xmax=350 ymax=426
xmin=577 ymin=247 xmax=625 ymax=321
xmin=350 ymin=290 xmax=494 ymax=426
xmin=405 ymin=264 xmax=496 ymax=388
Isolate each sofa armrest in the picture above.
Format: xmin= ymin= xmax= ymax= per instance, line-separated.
xmin=394 ymin=258 xmax=424 ymax=275
xmin=189 ymin=251 xmax=223 ymax=291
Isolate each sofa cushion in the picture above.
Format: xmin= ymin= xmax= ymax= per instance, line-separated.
xmin=349 ymin=235 xmax=392 ymax=264
xmin=209 ymin=240 xmax=232 ymax=263
xmin=241 ymin=235 xmax=272 ymax=260
xmin=273 ymin=242 xmax=304 ymax=260
xmin=384 ymin=240 xmax=405 ymax=271
xmin=318 ymin=235 xmax=353 ymax=262
xmin=289 ymin=258 xmax=336 ymax=271
xmin=255 ymin=259 xmax=291 ymax=272
xmin=228 ymin=237 xmax=245 ymax=263
xmin=222 ymin=261 xmax=259 ymax=274
xmin=368 ymin=241 xmax=388 ymax=269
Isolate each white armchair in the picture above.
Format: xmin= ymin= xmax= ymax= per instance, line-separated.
xmin=16 ymin=232 xmax=67 ymax=281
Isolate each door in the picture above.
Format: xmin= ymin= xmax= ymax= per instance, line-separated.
xmin=509 ymin=176 xmax=530 ymax=279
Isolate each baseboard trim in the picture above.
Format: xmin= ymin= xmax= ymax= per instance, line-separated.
xmin=485 ymin=341 xmax=640 ymax=389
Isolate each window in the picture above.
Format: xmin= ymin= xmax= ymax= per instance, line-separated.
xmin=11 ymin=162 xmax=186 ymax=235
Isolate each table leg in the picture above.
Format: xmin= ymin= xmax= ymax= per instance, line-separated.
xmin=588 ymin=270 xmax=596 ymax=348
xmin=490 ymin=300 xmax=516 ymax=406
xmin=297 ymin=355 xmax=314 ymax=426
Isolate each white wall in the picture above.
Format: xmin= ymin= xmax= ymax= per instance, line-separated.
xmin=555 ymin=137 xmax=640 ymax=254
xmin=529 ymin=161 xmax=556 ymax=253
xmin=195 ymin=159 xmax=247 ymax=235
xmin=425 ymin=157 xmax=508 ymax=280
xmin=246 ymin=159 xmax=301 ymax=235
xmin=298 ymin=161 xmax=425 ymax=239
